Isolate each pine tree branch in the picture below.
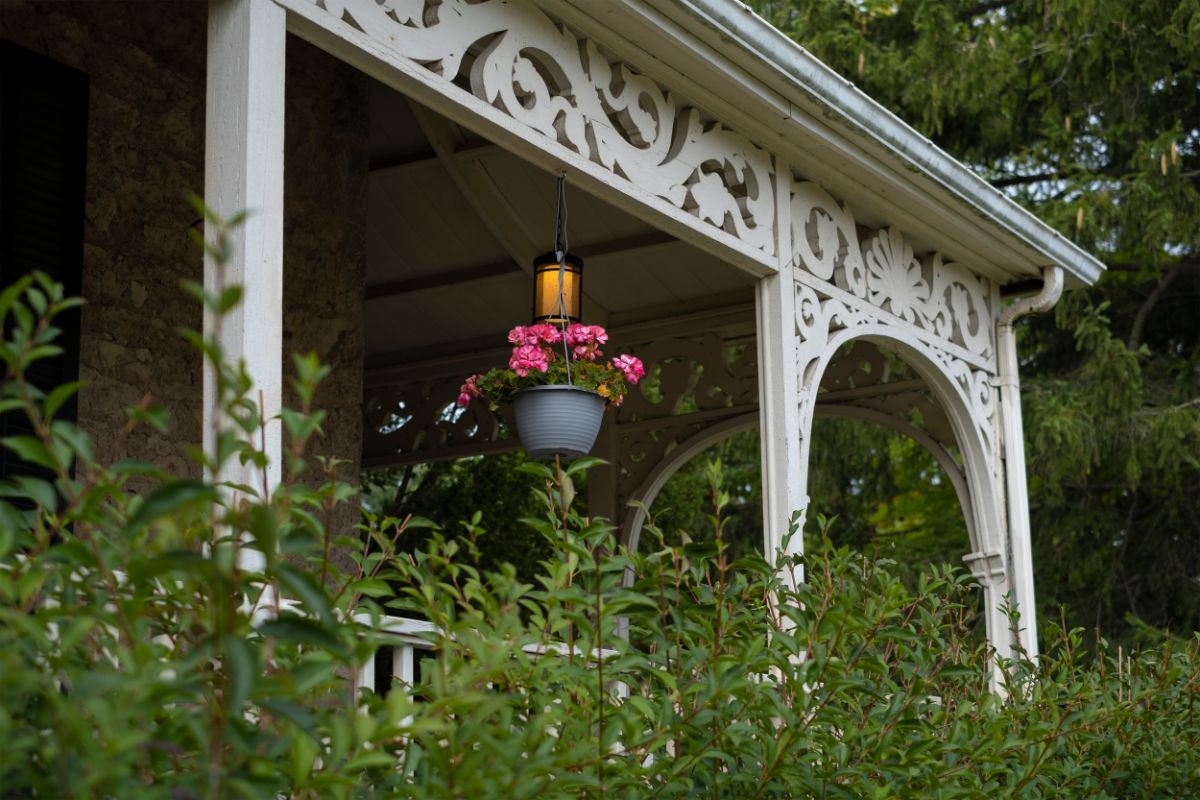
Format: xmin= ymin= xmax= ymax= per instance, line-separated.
xmin=988 ymin=160 xmax=1128 ymax=188
xmin=1128 ymin=263 xmax=1189 ymax=350
xmin=1103 ymin=260 xmax=1200 ymax=274
xmin=990 ymin=171 xmax=1059 ymax=188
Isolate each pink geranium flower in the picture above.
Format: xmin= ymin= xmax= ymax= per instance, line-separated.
xmin=510 ymin=344 xmax=550 ymax=377
xmin=565 ymin=323 xmax=608 ymax=361
xmin=507 ymin=324 xmax=561 ymax=346
xmin=461 ymin=321 xmax=640 ymax=410
xmin=532 ymin=323 xmax=562 ymax=344
xmin=456 ymin=374 xmax=483 ymax=407
xmin=611 ymin=354 xmax=645 ymax=385
xmin=565 ymin=323 xmax=608 ymax=347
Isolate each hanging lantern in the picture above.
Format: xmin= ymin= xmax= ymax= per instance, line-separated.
xmin=531 ymin=250 xmax=583 ymax=325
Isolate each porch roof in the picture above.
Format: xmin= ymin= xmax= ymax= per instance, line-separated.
xmin=576 ymin=0 xmax=1105 ymax=287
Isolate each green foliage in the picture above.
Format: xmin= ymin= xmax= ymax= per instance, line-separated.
xmin=361 ymin=451 xmax=561 ymax=583
xmin=650 ymin=421 xmax=969 ymax=588
xmin=0 ymin=215 xmax=390 ymax=798
xmin=3 ymin=254 xmax=1200 ymax=796
xmin=753 ymin=0 xmax=1200 ymax=644
xmin=643 ymin=432 xmax=764 ymax=561
xmin=469 ymin=356 xmax=634 ymax=409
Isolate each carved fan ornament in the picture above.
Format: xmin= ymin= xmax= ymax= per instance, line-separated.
xmin=791 ymin=181 xmax=996 ymax=361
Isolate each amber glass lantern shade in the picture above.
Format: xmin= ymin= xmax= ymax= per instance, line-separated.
xmin=532 ymin=251 xmax=583 ymax=324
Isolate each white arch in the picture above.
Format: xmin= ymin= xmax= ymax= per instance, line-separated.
xmin=617 ymin=322 xmax=1012 ymax=660
xmin=796 ymin=323 xmax=1012 ymax=661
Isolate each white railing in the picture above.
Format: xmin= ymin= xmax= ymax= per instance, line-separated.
xmin=354 ymin=614 xmax=625 ymax=700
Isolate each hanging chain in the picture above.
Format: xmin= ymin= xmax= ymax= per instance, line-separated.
xmin=553 ymin=172 xmax=569 ymax=257
xmin=553 ymin=174 xmax=573 ymax=386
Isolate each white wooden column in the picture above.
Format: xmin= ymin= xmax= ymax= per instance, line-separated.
xmin=203 ymin=0 xmax=286 ymax=508
xmin=756 ymin=161 xmax=805 ymax=564
xmin=996 ymin=266 xmax=1063 ymax=661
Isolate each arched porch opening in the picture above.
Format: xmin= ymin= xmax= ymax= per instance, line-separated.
xmin=619 ymin=338 xmax=978 ymax=601
xmin=796 ymin=326 xmax=1013 ymax=661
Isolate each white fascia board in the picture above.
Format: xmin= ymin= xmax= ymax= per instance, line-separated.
xmin=637 ymin=0 xmax=1104 ymax=286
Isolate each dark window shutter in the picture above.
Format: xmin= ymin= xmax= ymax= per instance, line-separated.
xmin=0 ymin=41 xmax=88 ymax=485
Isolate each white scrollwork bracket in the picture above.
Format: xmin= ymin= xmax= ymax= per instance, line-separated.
xmin=792 ymin=180 xmax=995 ymax=360
xmin=313 ymin=0 xmax=776 ymax=254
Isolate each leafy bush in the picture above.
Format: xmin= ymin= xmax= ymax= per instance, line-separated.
xmin=1 ymin=223 xmax=1198 ymax=797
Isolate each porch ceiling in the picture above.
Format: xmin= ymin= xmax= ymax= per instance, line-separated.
xmin=363 ymin=80 xmax=755 ymax=363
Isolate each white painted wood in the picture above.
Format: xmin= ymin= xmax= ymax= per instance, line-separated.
xmin=204 ymin=0 xmax=286 ymax=523
xmin=393 ymin=644 xmax=412 ymax=685
xmin=757 ymin=159 xmax=805 ymax=564
xmin=256 ymin=0 xmax=1063 ymax=675
xmin=788 ymin=290 xmax=1015 ymax=664
xmin=275 ymin=0 xmax=778 ymax=278
xmin=567 ymin=0 xmax=1103 ymax=285
xmin=997 ymin=267 xmax=1064 ymax=661
xmin=790 ymin=180 xmax=996 ymax=365
xmin=272 ymin=0 xmax=1105 ymax=282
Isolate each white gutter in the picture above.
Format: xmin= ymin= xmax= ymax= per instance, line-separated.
xmin=996 ymin=266 xmax=1063 ymax=661
xmin=659 ymin=0 xmax=1105 ymax=286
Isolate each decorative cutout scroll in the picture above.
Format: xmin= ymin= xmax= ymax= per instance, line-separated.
xmin=363 ymin=375 xmax=507 ymax=463
xmin=315 ymin=0 xmax=775 ymax=253
xmin=617 ymin=334 xmax=757 ymax=423
xmin=611 ymin=334 xmax=757 ymax=512
xmin=792 ymin=181 xmax=995 ymax=359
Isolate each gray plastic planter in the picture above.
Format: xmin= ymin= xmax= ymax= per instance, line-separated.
xmin=511 ymin=385 xmax=606 ymax=460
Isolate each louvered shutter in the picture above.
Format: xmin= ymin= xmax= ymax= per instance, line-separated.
xmin=0 ymin=41 xmax=88 ymax=486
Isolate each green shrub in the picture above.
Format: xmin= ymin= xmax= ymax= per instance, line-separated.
xmin=1 ymin=218 xmax=1197 ymax=797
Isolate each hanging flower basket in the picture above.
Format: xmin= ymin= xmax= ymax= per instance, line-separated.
xmin=457 ymin=323 xmax=645 ymax=461
xmin=511 ymin=384 xmax=606 ymax=459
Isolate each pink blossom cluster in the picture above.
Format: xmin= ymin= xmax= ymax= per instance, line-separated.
xmin=507 ymin=323 xmax=562 ymax=346
xmin=456 ymin=373 xmax=483 ymax=408
xmin=457 ymin=322 xmax=645 ymax=409
xmin=565 ymin=323 xmax=608 ymax=362
xmin=509 ymin=343 xmax=551 ymax=377
xmin=609 ymin=353 xmax=645 ymax=385
xmin=503 ymin=324 xmax=566 ymax=377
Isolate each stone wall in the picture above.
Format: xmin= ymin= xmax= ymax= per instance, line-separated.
xmin=0 ymin=3 xmax=369 ymax=528
xmin=283 ymin=38 xmax=369 ymax=536
xmin=1 ymin=1 xmax=209 ymax=479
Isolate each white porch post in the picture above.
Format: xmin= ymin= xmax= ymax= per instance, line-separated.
xmin=757 ymin=162 xmax=805 ymax=566
xmin=997 ymin=266 xmax=1064 ymax=661
xmin=203 ymin=0 xmax=286 ymax=517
